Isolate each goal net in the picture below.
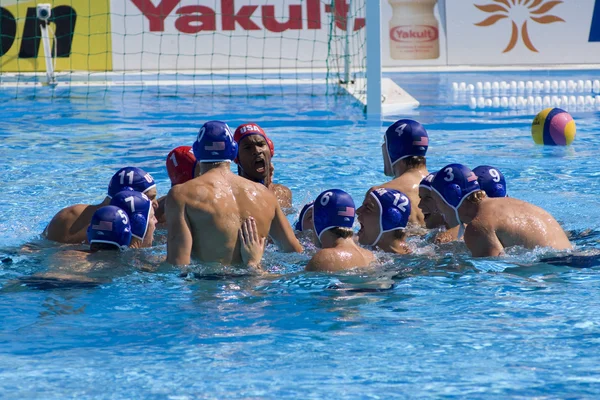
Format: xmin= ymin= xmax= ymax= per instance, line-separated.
xmin=0 ymin=0 xmax=368 ymax=101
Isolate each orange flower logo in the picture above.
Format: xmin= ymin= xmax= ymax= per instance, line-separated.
xmin=474 ymin=0 xmax=565 ymax=53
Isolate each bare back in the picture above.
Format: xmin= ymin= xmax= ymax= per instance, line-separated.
xmin=44 ymin=203 xmax=104 ymax=244
xmin=166 ymin=165 xmax=301 ymax=266
xmin=377 ymin=169 xmax=428 ymax=227
xmin=306 ymin=239 xmax=376 ymax=272
xmin=465 ymin=197 xmax=572 ymax=257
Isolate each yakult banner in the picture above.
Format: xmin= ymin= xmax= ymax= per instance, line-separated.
xmin=446 ymin=0 xmax=600 ymax=65
xmin=381 ymin=0 xmax=448 ymax=67
xmin=111 ymin=0 xmax=366 ymax=70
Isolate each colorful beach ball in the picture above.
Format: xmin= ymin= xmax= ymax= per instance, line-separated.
xmin=531 ymin=108 xmax=576 ymax=146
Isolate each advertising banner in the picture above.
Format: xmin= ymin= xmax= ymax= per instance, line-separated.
xmin=446 ymin=0 xmax=600 ymax=65
xmin=0 ymin=0 xmax=112 ymax=72
xmin=381 ymin=0 xmax=448 ymax=67
xmin=111 ymin=0 xmax=367 ymax=71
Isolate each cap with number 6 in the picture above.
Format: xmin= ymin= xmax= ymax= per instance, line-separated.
xmin=313 ymin=189 xmax=355 ymax=241
xmin=473 ymin=165 xmax=507 ymax=198
xmin=109 ymin=191 xmax=152 ymax=240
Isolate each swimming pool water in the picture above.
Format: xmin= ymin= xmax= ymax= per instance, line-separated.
xmin=2 ymin=71 xmax=600 ymax=398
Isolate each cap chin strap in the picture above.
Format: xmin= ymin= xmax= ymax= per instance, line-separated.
xmin=432 ymin=187 xmax=478 ymax=240
xmin=455 ymin=208 xmax=465 ymax=240
xmin=198 ymin=159 xmax=231 ymax=163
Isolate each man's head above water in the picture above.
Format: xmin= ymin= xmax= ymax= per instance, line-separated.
xmin=233 ymin=123 xmax=275 ymax=184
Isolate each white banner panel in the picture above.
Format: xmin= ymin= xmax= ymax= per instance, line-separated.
xmin=447 ymin=0 xmax=600 ymax=65
xmin=110 ymin=0 xmax=366 ymax=71
xmin=381 ymin=0 xmax=447 ymax=67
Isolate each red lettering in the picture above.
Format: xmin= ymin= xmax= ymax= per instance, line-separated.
xmin=221 ymin=0 xmax=260 ymax=31
xmin=131 ymin=0 xmax=180 ymax=32
xmin=325 ymin=0 xmax=365 ymax=31
xmin=262 ymin=5 xmax=302 ymax=33
xmin=175 ymin=6 xmax=216 ymax=33
xmin=306 ymin=0 xmax=321 ymax=29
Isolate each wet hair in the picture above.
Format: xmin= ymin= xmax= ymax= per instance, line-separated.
xmin=90 ymin=242 xmax=120 ymax=252
xmin=465 ymin=190 xmax=487 ymax=205
xmin=330 ymin=227 xmax=354 ymax=239
xmin=402 ymin=156 xmax=427 ymax=169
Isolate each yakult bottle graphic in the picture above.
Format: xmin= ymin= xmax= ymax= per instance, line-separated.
xmin=388 ymin=0 xmax=440 ymax=60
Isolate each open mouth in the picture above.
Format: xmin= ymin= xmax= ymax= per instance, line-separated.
xmin=254 ymin=159 xmax=266 ymax=173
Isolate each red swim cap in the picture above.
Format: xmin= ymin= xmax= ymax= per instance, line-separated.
xmin=166 ymin=146 xmax=196 ymax=186
xmin=233 ymin=123 xmax=275 ymax=164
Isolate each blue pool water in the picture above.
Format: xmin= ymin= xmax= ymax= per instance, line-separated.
xmin=2 ymin=71 xmax=600 ymax=398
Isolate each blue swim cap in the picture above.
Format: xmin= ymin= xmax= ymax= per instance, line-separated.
xmin=87 ymin=205 xmax=132 ymax=249
xmin=313 ymin=189 xmax=355 ymax=241
xmin=473 ymin=165 xmax=507 ymax=198
xmin=108 ymin=167 xmax=156 ymax=199
xmin=385 ymin=119 xmax=429 ymax=167
xmin=109 ymin=191 xmax=152 ymax=240
xmin=419 ymin=172 xmax=436 ymax=190
xmin=369 ymin=188 xmax=411 ymax=246
xmin=431 ymin=164 xmax=480 ymax=209
xmin=294 ymin=201 xmax=314 ymax=231
xmin=192 ymin=121 xmax=238 ymax=163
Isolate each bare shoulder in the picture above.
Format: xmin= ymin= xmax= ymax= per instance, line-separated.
xmin=305 ymin=249 xmax=338 ymax=272
xmin=271 ymin=183 xmax=292 ymax=209
xmin=361 ymin=247 xmax=377 ymax=264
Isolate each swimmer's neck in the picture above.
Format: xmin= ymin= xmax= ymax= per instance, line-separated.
xmin=199 ymin=162 xmax=232 ymax=175
xmin=457 ymin=199 xmax=482 ymax=225
xmin=320 ymin=232 xmax=355 ymax=249
xmin=376 ymin=233 xmax=409 ymax=254
xmin=100 ymin=196 xmax=111 ymax=206
xmin=393 ymin=162 xmax=427 ymax=179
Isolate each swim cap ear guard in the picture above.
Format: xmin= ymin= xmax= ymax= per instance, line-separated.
xmin=294 ymin=201 xmax=314 ymax=231
xmin=472 ymin=165 xmax=507 ymax=198
xmin=369 ymin=188 xmax=411 ymax=246
xmin=384 ymin=119 xmax=429 ymax=167
xmin=109 ymin=191 xmax=152 ymax=240
xmin=192 ymin=121 xmax=238 ymax=163
xmin=166 ymin=146 xmax=196 ymax=186
xmin=431 ymin=164 xmax=481 ymax=238
xmin=313 ymin=189 xmax=355 ymax=242
xmin=87 ymin=205 xmax=132 ymax=250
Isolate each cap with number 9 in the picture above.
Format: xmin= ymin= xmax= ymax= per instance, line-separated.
xmin=473 ymin=165 xmax=507 ymax=198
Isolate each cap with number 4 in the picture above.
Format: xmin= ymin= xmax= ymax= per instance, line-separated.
xmin=384 ymin=119 xmax=429 ymax=167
